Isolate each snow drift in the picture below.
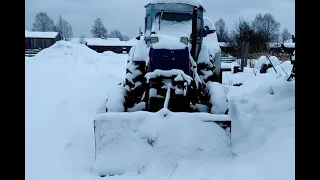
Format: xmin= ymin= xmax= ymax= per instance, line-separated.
xmin=26 ymin=41 xmax=127 ymax=180
xmin=228 ymin=77 xmax=295 ymax=180
xmin=254 ymin=55 xmax=280 ymax=69
xmin=26 ymin=39 xmax=294 ymax=180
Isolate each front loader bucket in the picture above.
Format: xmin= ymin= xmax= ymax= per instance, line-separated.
xmin=92 ymin=109 xmax=232 ymax=177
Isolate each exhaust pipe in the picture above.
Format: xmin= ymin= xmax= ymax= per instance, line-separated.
xmin=191 ymin=6 xmax=198 ymax=62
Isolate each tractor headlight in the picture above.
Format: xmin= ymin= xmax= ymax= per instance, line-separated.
xmin=180 ymin=37 xmax=188 ymax=45
xmin=150 ymin=37 xmax=159 ymax=44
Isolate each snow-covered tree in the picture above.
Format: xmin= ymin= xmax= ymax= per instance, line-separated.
xmin=281 ymin=28 xmax=291 ymax=43
xmin=215 ymin=18 xmax=228 ymax=42
xmin=251 ymin=13 xmax=280 ymax=42
xmin=123 ymin=35 xmax=130 ymax=41
xmin=54 ymin=15 xmax=73 ymax=41
xmin=79 ymin=34 xmax=86 ymax=44
xmin=108 ymin=30 xmax=124 ymax=41
xmin=91 ymin=17 xmax=108 ymax=39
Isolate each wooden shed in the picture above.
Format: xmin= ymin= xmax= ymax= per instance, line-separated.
xmin=85 ymin=38 xmax=137 ymax=54
xmin=218 ymin=42 xmax=233 ymax=54
xmin=25 ymin=30 xmax=61 ymax=50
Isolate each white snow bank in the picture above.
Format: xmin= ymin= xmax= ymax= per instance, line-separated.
xmin=228 ymin=77 xmax=295 ymax=180
xmin=26 ymin=34 xmax=295 ymax=180
xmin=254 ymin=55 xmax=280 ymax=69
xmin=105 ymin=85 xmax=126 ymax=112
xmin=34 ymin=40 xmax=98 ymax=59
xmin=267 ymin=60 xmax=293 ymax=76
xmin=223 ymin=59 xmax=293 ymax=95
xmin=207 ymin=82 xmax=228 ymax=114
xmin=93 ymin=110 xmax=231 ymax=176
xmin=26 ymin=40 xmax=127 ymax=180
xmin=151 ymin=0 xmax=204 ymax=8
xmin=151 ymin=34 xmax=187 ymax=50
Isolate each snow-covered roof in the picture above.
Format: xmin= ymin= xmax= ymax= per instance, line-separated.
xmin=85 ymin=38 xmax=137 ymax=47
xmin=283 ymin=43 xmax=295 ymax=48
xmin=25 ymin=30 xmax=59 ymax=39
xmin=149 ymin=0 xmax=205 ymax=8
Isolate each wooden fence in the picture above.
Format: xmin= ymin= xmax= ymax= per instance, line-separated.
xmin=25 ymin=49 xmax=41 ymax=57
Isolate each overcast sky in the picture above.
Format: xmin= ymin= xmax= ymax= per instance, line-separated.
xmin=25 ymin=0 xmax=295 ymax=39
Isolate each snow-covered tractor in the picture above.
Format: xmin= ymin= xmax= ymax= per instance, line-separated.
xmin=93 ymin=0 xmax=232 ymax=177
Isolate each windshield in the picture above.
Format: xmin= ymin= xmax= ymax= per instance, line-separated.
xmin=156 ymin=12 xmax=192 ymax=22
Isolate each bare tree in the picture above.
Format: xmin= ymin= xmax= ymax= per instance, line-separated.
xmin=227 ymin=18 xmax=268 ymax=57
xmin=79 ymin=34 xmax=86 ymax=44
xmin=108 ymin=30 xmax=125 ymax=40
xmin=251 ymin=13 xmax=280 ymax=42
xmin=123 ymin=35 xmax=130 ymax=41
xmin=281 ymin=28 xmax=291 ymax=43
xmin=214 ymin=18 xmax=228 ymax=42
xmin=91 ymin=17 xmax=108 ymax=39
xmin=54 ymin=15 xmax=73 ymax=41
xmin=32 ymin=12 xmax=55 ymax=31
xmin=274 ymin=33 xmax=280 ymax=43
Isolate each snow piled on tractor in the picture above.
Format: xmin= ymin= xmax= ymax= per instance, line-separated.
xmin=150 ymin=19 xmax=192 ymax=38
xmin=26 ymin=41 xmax=294 ymax=180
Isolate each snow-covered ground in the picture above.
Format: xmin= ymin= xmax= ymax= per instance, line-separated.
xmin=26 ymin=41 xmax=294 ymax=180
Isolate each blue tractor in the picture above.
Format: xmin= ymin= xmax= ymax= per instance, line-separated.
xmin=93 ymin=1 xmax=232 ymax=176
xmin=120 ymin=1 xmax=226 ymax=114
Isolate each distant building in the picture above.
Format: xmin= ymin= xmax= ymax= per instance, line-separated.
xmin=73 ymin=38 xmax=138 ymax=54
xmin=218 ymin=42 xmax=233 ymax=54
xmin=25 ymin=30 xmax=61 ymax=50
xmin=281 ymin=35 xmax=295 ymax=55
xmin=268 ymin=42 xmax=282 ymax=54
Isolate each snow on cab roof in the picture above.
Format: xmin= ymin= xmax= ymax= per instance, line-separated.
xmin=25 ymin=30 xmax=59 ymax=39
xmin=85 ymin=38 xmax=137 ymax=47
xmin=149 ymin=0 xmax=205 ymax=9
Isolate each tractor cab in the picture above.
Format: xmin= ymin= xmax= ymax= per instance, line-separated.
xmin=143 ymin=1 xmax=215 ymax=76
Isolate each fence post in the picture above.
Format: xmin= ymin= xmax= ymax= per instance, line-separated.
xmin=245 ymin=42 xmax=249 ymax=68
xmin=241 ymin=42 xmax=245 ymax=71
